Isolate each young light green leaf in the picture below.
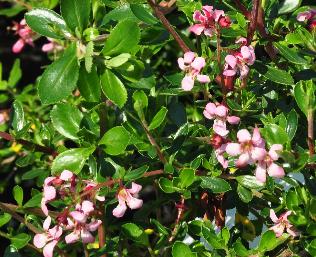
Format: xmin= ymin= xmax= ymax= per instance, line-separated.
xmin=100 ymin=69 xmax=127 ymax=108
xmin=50 ymin=103 xmax=83 ymax=140
xmin=132 ymin=90 xmax=148 ymax=120
xmin=172 ymin=242 xmax=195 ymax=257
xmin=25 ymin=8 xmax=72 ymax=39
xmin=12 ymin=100 xmax=25 ymax=132
xmin=102 ymin=19 xmax=140 ymax=56
xmin=0 ymin=213 xmax=11 ymax=228
xmin=148 ymin=107 xmax=168 ymax=130
xmin=99 ymin=126 xmax=130 ymax=155
xmin=8 ymin=59 xmax=21 ymax=87
xmin=179 ymin=168 xmax=195 ymax=188
xmin=60 ymin=0 xmax=90 ymax=33
xmin=261 ymin=124 xmax=289 ymax=145
xmin=13 ymin=185 xmax=23 ymax=206
xmin=38 ymin=44 xmax=79 ymax=104
xmin=10 ymin=233 xmax=31 ymax=250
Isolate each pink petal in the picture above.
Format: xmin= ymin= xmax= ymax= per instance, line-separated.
xmin=227 ymin=116 xmax=240 ymax=124
xmin=178 ymin=57 xmax=185 ymax=70
xmin=126 ymin=196 xmax=143 ymax=210
xmin=215 ymin=148 xmax=228 ymax=169
xmin=128 ymin=182 xmax=142 ymax=194
xmin=12 ymin=39 xmax=25 ymax=53
xmin=191 ymin=57 xmax=206 ymax=71
xmin=270 ymin=224 xmax=284 ymax=238
xmin=251 ymin=147 xmax=267 ymax=161
xmin=239 ymin=64 xmax=249 ymax=79
xmin=48 ymin=226 xmax=63 ymax=240
xmin=43 ymin=240 xmax=58 ymax=257
xmin=213 ymin=10 xmax=225 ymax=22
xmin=270 ymin=209 xmax=279 ymax=223
xmin=81 ymin=229 xmax=95 ymax=244
xmin=60 ymin=170 xmax=73 ymax=181
xmin=44 ymin=177 xmax=56 ymax=186
xmin=43 ymin=216 xmax=51 ymax=231
xmin=181 ymin=76 xmax=194 ymax=91
xmin=203 ymin=28 xmax=214 ymax=37
xmin=189 ymin=24 xmax=205 ymax=35
xmin=70 ymin=211 xmax=87 ymax=223
xmin=204 ymin=103 xmax=216 ymax=118
xmin=240 ymin=46 xmax=252 ymax=59
xmin=42 ymin=43 xmax=54 ymax=52
xmin=213 ymin=119 xmax=229 ymax=137
xmin=225 ymin=55 xmax=237 ymax=68
xmin=44 ymin=186 xmax=56 ymax=201
xmin=236 ymin=153 xmax=250 ymax=167
xmin=87 ymin=220 xmax=102 ymax=232
xmin=215 ymin=105 xmax=228 ymax=117
xmin=183 ymin=52 xmax=195 ymax=63
xmin=193 ymin=10 xmax=202 ymax=22
xmin=255 ymin=163 xmax=267 ymax=183
xmin=269 ymin=144 xmax=283 ymax=160
xmin=203 ymin=5 xmax=213 ymax=14
xmin=237 ymin=129 xmax=251 ymax=143
xmin=297 ymin=11 xmax=311 ymax=22
xmin=223 ymin=69 xmax=236 ymax=77
xmin=267 ymin=163 xmax=285 ymax=179
xmin=235 ymin=37 xmax=247 ymax=44
xmin=281 ymin=211 xmax=292 ymax=221
xmin=225 ymin=143 xmax=241 ymax=156
xmin=65 ymin=231 xmax=80 ymax=244
xmin=41 ymin=199 xmax=49 ymax=216
xmin=112 ymin=202 xmax=127 ymax=218
xmin=196 ymin=74 xmax=210 ymax=83
xmin=252 ymin=127 xmax=264 ymax=146
xmin=286 ymin=227 xmax=298 ymax=237
xmin=81 ymin=200 xmax=94 ymax=214
xmin=33 ymin=233 xmax=48 ymax=249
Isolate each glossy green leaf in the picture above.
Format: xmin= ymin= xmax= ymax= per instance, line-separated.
xmin=25 ymin=8 xmax=72 ymax=39
xmin=200 ymin=177 xmax=231 ymax=193
xmin=258 ymin=230 xmax=279 ymax=252
xmin=99 ymin=126 xmax=130 ymax=155
xmin=236 ymin=175 xmax=265 ymax=190
xmin=12 ymin=100 xmax=25 ymax=132
xmin=78 ymin=65 xmax=100 ymax=102
xmin=132 ymin=90 xmax=148 ymax=119
xmin=60 ymin=0 xmax=90 ymax=33
xmin=122 ymin=223 xmax=149 ymax=246
xmin=237 ymin=184 xmax=253 ymax=203
xmin=100 ymin=69 xmax=127 ymax=108
xmin=0 ymin=213 xmax=11 ymax=227
xmin=278 ymin=0 xmax=301 ymax=14
xmin=52 ymin=147 xmax=95 ymax=174
xmin=50 ymin=103 xmax=83 ymax=140
xmin=148 ymin=107 xmax=168 ymax=130
xmin=124 ymin=165 xmax=148 ymax=181
xmin=38 ymin=44 xmax=79 ymax=104
xmin=254 ymin=62 xmax=294 ymax=85
xmin=261 ymin=124 xmax=289 ymax=145
xmin=159 ymin=178 xmax=177 ymax=193
xmin=23 ymin=193 xmax=42 ymax=208
xmin=102 ymin=19 xmax=140 ymax=56
xmin=179 ymin=168 xmax=195 ymax=188
xmin=13 ymin=185 xmax=23 ymax=206
xmin=172 ymin=242 xmax=194 ymax=257
xmin=286 ymin=109 xmax=298 ymax=141
xmin=294 ymin=80 xmax=315 ymax=117
xmin=130 ymin=4 xmax=158 ymax=25
xmin=274 ymin=42 xmax=307 ymax=65
xmin=105 ymin=53 xmax=131 ymax=68
xmin=11 ymin=233 xmax=31 ymax=250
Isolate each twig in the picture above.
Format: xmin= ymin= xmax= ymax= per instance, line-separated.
xmin=147 ymin=0 xmax=190 ymax=52
xmin=0 ymin=131 xmax=58 ymax=157
xmin=247 ymin=0 xmax=260 ymax=43
xmin=168 ymin=195 xmax=185 ymax=242
xmin=308 ymin=109 xmax=315 ymax=156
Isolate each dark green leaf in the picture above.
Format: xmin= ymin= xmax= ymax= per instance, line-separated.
xmin=254 ymin=62 xmax=294 ymax=85
xmin=274 ymin=43 xmax=307 ymax=65
xmin=130 ymin=4 xmax=158 ymax=25
xmin=286 ymin=109 xmax=298 ymax=141
xmin=78 ymin=65 xmax=100 ymax=102
xmin=122 ymin=223 xmax=149 ymax=246
xmin=124 ymin=165 xmax=148 ymax=181
xmin=200 ymin=177 xmax=231 ymax=193
xmin=99 ymin=126 xmax=130 ymax=155
xmin=179 ymin=168 xmax=195 ymax=188
xmin=4 ymin=246 xmax=20 ymax=257
xmin=159 ymin=178 xmax=177 ymax=193
xmin=294 ymin=80 xmax=315 ymax=117
xmin=132 ymin=90 xmax=148 ymax=119
xmin=237 ymin=184 xmax=253 ymax=203
xmin=23 ymin=193 xmax=42 ymax=208
xmin=8 ymin=59 xmax=21 ymax=87
xmin=148 ymin=107 xmax=168 ymax=130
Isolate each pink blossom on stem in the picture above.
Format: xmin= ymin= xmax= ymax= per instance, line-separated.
xmin=178 ymin=51 xmax=210 ymax=91
xmin=203 ymin=102 xmax=240 ymax=137
xmin=42 ymin=38 xmax=63 ymax=53
xmin=225 ymin=127 xmax=266 ymax=167
xmin=190 ymin=6 xmax=231 ymax=37
xmin=33 ymin=216 xmax=63 ymax=257
xmin=11 ymin=19 xmax=36 ymax=54
xmin=269 ymin=210 xmax=298 ymax=237
xmin=255 ymin=144 xmax=285 ymax=183
xmin=113 ymin=182 xmax=143 ymax=218
xmin=210 ymin=134 xmax=229 ymax=169
xmin=223 ymin=43 xmax=256 ymax=79
xmin=297 ymin=9 xmax=316 ymax=30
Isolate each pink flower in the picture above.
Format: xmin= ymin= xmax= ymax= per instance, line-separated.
xmin=11 ymin=19 xmax=36 ymax=54
xmin=223 ymin=45 xmax=256 ymax=79
xmin=226 ymin=128 xmax=266 ymax=167
xmin=297 ymin=9 xmax=316 ymax=22
xmin=178 ymin=52 xmax=210 ymax=91
xmin=255 ymin=144 xmax=285 ymax=183
xmin=33 ymin=216 xmax=63 ymax=257
xmin=42 ymin=38 xmax=63 ymax=53
xmin=84 ymin=182 xmax=106 ymax=202
xmin=203 ymin=102 xmax=240 ymax=137
xmin=41 ymin=170 xmax=75 ymax=215
xmin=210 ymin=134 xmax=229 ymax=169
xmin=0 ymin=113 xmax=5 ymax=125
xmin=190 ymin=6 xmax=231 ymax=37
xmin=112 ymin=182 xmax=143 ymax=218
xmin=70 ymin=201 xmax=95 ymax=223
xmin=269 ymin=210 xmax=298 ymax=237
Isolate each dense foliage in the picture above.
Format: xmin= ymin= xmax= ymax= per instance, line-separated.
xmin=0 ymin=0 xmax=315 ymax=256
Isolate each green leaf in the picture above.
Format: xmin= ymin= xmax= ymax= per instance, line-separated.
xmin=132 ymin=90 xmax=148 ymax=120
xmin=294 ymin=80 xmax=315 ymax=117
xmin=172 ymin=242 xmax=194 ymax=257
xmin=99 ymin=126 xmax=130 ymax=155
xmin=22 ymin=169 xmax=47 ymax=180
xmin=13 ymin=185 xmax=23 ymax=206
xmin=148 ymin=107 xmax=168 ymax=130
xmin=12 ymin=100 xmax=25 ymax=132
xmin=278 ymin=0 xmax=301 ymax=14
xmin=105 ymin=53 xmax=131 ymax=68
xmin=200 ymin=177 xmax=231 ymax=193
xmin=233 ymin=239 xmax=249 ymax=257
xmin=286 ymin=190 xmax=299 ymax=210
xmin=100 ymin=69 xmax=127 ymax=108
xmin=253 ymin=62 xmax=294 ymax=85
xmin=237 ymin=184 xmax=253 ymax=203
xmin=122 ymin=223 xmax=149 ymax=246
xmin=60 ymin=0 xmax=90 ymax=33
xmin=25 ymin=8 xmax=72 ymax=39
xmin=179 ymin=168 xmax=195 ymax=188
xmin=8 ymin=59 xmax=21 ymax=87
xmin=78 ymin=65 xmax=100 ymax=102
xmin=50 ymin=103 xmax=83 ymax=140
xmin=23 ymin=193 xmax=42 ymax=208
xmin=202 ymin=226 xmax=225 ymax=249
xmin=258 ymin=230 xmax=286 ymax=252
xmin=159 ymin=178 xmax=177 ymax=193
xmin=286 ymin=109 xmax=298 ymax=141
xmin=84 ymin=41 xmax=94 ymax=72
xmin=273 ymin=43 xmax=307 ymax=65
xmin=236 ymin=175 xmax=264 ymax=190
xmin=261 ymin=124 xmax=289 ymax=145
xmin=11 ymin=233 xmax=31 ymax=250
xmin=38 ymin=44 xmax=79 ymax=104
xmin=124 ymin=165 xmax=148 ymax=181
xmin=52 ymin=147 xmax=95 ymax=174
xmin=130 ymin=4 xmax=158 ymax=25
xmin=0 ymin=213 xmax=11 ymax=227
xmin=102 ymin=19 xmax=140 ymax=56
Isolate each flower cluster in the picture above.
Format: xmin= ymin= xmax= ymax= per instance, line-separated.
xmin=226 ymin=128 xmax=285 ymax=183
xmin=269 ymin=210 xmax=297 ymax=237
xmin=297 ymin=9 xmax=316 ymax=31
xmin=190 ymin=5 xmax=231 ymax=36
xmin=178 ymin=51 xmax=210 ymax=91
xmin=223 ymin=38 xmax=256 ymax=79
xmin=11 ymin=19 xmax=36 ymax=54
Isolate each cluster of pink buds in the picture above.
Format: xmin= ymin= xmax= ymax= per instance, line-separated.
xmin=11 ymin=19 xmax=36 ymax=54
xmin=190 ymin=5 xmax=231 ymax=37
xmin=269 ymin=210 xmax=298 ymax=237
xmin=178 ymin=51 xmax=210 ymax=91
xmin=225 ymin=128 xmax=285 ymax=182
xmin=223 ymin=37 xmax=256 ymax=79
xmin=297 ymin=9 xmax=316 ymax=31
xmin=42 ymin=38 xmax=63 ymax=53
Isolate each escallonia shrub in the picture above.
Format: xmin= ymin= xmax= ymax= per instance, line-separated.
xmin=0 ymin=0 xmax=315 ymax=256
